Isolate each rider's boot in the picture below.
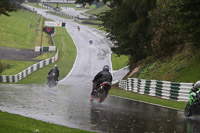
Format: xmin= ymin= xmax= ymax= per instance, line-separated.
xmin=90 ymin=90 xmax=95 ymax=101
xmin=90 ymin=95 xmax=94 ymax=101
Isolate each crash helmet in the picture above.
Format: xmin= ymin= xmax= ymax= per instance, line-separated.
xmin=194 ymin=81 xmax=200 ymax=89
xmin=103 ymin=65 xmax=109 ymax=71
xmin=54 ymin=64 xmax=58 ymax=69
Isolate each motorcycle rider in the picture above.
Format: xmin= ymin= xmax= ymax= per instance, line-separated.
xmin=77 ymin=26 xmax=80 ymax=31
xmin=90 ymin=65 xmax=113 ymax=101
xmin=190 ymin=81 xmax=200 ymax=105
xmin=47 ymin=64 xmax=60 ymax=82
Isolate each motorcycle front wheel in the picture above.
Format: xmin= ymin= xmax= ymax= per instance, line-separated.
xmin=184 ymin=101 xmax=192 ymax=117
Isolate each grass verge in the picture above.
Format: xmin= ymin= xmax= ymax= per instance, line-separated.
xmin=0 ymin=10 xmax=51 ymax=49
xmin=25 ymin=3 xmax=44 ymax=9
xmin=111 ymin=54 xmax=129 ymax=70
xmin=36 ymin=17 xmax=52 ymax=47
xmin=0 ymin=10 xmax=38 ymax=49
xmin=0 ymin=60 xmax=36 ymax=75
xmin=46 ymin=11 xmax=70 ymax=19
xmin=85 ymin=5 xmax=110 ymax=16
xmin=0 ymin=111 xmax=92 ymax=133
xmin=110 ymin=86 xmax=187 ymax=110
xmin=18 ymin=27 xmax=76 ymax=84
xmin=33 ymin=52 xmax=56 ymax=60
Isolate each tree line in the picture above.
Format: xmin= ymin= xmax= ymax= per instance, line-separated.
xmin=77 ymin=0 xmax=200 ymax=68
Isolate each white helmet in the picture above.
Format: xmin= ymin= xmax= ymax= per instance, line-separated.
xmin=54 ymin=64 xmax=58 ymax=68
xmin=194 ymin=81 xmax=200 ymax=89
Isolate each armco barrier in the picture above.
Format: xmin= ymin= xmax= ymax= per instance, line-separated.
xmin=35 ymin=46 xmax=56 ymax=52
xmin=119 ymin=78 xmax=194 ymax=101
xmin=39 ymin=3 xmax=75 ymax=19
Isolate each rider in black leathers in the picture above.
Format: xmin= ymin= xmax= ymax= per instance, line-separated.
xmin=47 ymin=64 xmax=60 ymax=82
xmin=90 ymin=65 xmax=113 ymax=101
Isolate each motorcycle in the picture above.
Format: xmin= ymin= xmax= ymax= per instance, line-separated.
xmin=91 ymin=81 xmax=111 ymax=103
xmin=77 ymin=26 xmax=80 ymax=31
xmin=47 ymin=72 xmax=58 ymax=88
xmin=184 ymin=89 xmax=200 ymax=117
xmin=89 ymin=40 xmax=93 ymax=45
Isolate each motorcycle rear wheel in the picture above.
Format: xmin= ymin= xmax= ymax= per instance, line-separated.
xmin=97 ymin=91 xmax=106 ymax=103
xmin=184 ymin=101 xmax=192 ymax=117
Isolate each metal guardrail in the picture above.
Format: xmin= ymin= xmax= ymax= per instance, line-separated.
xmin=39 ymin=3 xmax=75 ymax=19
xmin=119 ymin=78 xmax=193 ymax=101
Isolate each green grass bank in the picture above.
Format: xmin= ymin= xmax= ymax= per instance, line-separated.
xmin=0 ymin=10 xmax=37 ymax=49
xmin=111 ymin=54 xmax=129 ymax=70
xmin=0 ymin=10 xmax=50 ymax=49
xmin=25 ymin=3 xmax=44 ymax=9
xmin=130 ymin=48 xmax=200 ymax=83
xmin=86 ymin=5 xmax=110 ymax=16
xmin=0 ymin=111 xmax=92 ymax=133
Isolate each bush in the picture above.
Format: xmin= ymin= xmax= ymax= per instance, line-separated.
xmin=0 ymin=61 xmax=11 ymax=74
xmin=148 ymin=0 xmax=184 ymax=57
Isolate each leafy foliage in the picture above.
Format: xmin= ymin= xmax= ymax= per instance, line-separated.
xmin=0 ymin=0 xmax=16 ymax=16
xmin=76 ymin=0 xmax=95 ymax=5
xmin=149 ymin=0 xmax=200 ymax=57
xmin=0 ymin=0 xmax=23 ymax=16
xmin=148 ymin=0 xmax=184 ymax=57
xmin=99 ymin=0 xmax=156 ymax=64
xmin=176 ymin=0 xmax=200 ymax=49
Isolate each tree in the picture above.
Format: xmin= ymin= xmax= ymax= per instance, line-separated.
xmin=75 ymin=0 xmax=95 ymax=5
xmin=148 ymin=0 xmax=184 ymax=57
xmin=0 ymin=0 xmax=24 ymax=16
xmin=149 ymin=0 xmax=200 ymax=56
xmin=0 ymin=0 xmax=17 ymax=16
xmin=99 ymin=0 xmax=156 ymax=64
xmin=75 ymin=0 xmax=109 ymax=5
xmin=176 ymin=0 xmax=200 ymax=49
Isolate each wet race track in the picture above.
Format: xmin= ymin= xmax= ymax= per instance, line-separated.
xmin=1 ymin=84 xmax=200 ymax=133
xmin=1 ymin=4 xmax=200 ymax=133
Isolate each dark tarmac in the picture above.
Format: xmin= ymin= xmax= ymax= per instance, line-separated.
xmin=0 ymin=47 xmax=41 ymax=61
xmin=0 ymin=84 xmax=200 ymax=133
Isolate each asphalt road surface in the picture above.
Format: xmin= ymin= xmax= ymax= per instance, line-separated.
xmin=0 ymin=4 xmax=200 ymax=133
xmin=0 ymin=47 xmax=41 ymax=61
